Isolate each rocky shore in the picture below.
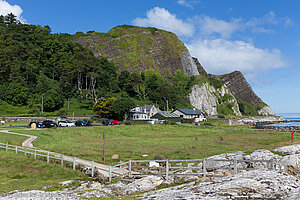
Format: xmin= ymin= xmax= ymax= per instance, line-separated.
xmin=2 ymin=144 xmax=300 ymax=199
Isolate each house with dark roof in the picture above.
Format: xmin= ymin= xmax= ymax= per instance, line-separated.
xmin=151 ymin=112 xmax=181 ymax=122
xmin=172 ymin=108 xmax=206 ymax=121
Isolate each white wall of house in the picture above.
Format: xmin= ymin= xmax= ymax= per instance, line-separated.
xmin=131 ymin=113 xmax=149 ymax=120
xmin=172 ymin=110 xmax=204 ymax=119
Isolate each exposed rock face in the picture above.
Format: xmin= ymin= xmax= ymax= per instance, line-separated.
xmin=258 ymin=105 xmax=275 ymax=116
xmin=221 ymin=71 xmax=263 ymax=105
xmin=192 ymin=57 xmax=208 ymax=77
xmin=75 ymin=25 xmax=199 ymax=77
xmin=189 ymin=83 xmax=241 ymax=116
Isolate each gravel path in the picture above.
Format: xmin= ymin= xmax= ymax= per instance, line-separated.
xmin=0 ymin=129 xmax=128 ymax=177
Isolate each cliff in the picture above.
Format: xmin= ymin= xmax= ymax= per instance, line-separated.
xmin=74 ymin=25 xmax=273 ymax=117
xmin=75 ymin=25 xmax=199 ymax=77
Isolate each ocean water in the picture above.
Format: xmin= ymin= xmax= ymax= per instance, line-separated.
xmin=271 ymin=115 xmax=300 ymax=127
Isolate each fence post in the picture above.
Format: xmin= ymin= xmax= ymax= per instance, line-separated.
xmin=203 ymin=159 xmax=207 ymax=177
xmin=166 ymin=159 xmax=169 ymax=180
xmin=234 ymin=159 xmax=238 ymax=175
xmin=6 ymin=143 xmax=8 ymax=151
xmin=269 ymin=158 xmax=274 ymax=171
xmin=15 ymin=146 xmax=17 ymax=154
xmin=34 ymin=148 xmax=37 ymax=159
xmin=129 ymin=160 xmax=132 ymax=176
xmin=24 ymin=146 xmax=27 ymax=156
xmin=109 ymin=166 xmax=112 ymax=183
xmin=91 ymin=161 xmax=94 ymax=177
xmin=60 ymin=154 xmax=63 ymax=166
xmin=47 ymin=151 xmax=50 ymax=163
xmin=73 ymin=157 xmax=76 ymax=170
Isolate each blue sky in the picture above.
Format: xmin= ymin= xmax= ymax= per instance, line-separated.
xmin=1 ymin=0 xmax=300 ymax=114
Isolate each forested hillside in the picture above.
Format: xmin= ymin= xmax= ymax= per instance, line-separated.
xmin=0 ymin=14 xmax=196 ymax=116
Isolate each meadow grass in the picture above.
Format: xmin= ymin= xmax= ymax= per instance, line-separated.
xmin=6 ymin=125 xmax=297 ymax=165
xmin=0 ymin=150 xmax=87 ymax=193
xmin=0 ymin=131 xmax=28 ymax=146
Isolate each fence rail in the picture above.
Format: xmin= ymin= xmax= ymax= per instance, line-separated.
xmin=109 ymin=158 xmax=274 ymax=182
xmin=0 ymin=142 xmax=97 ymax=177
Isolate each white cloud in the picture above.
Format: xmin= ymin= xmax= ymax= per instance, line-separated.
xmin=132 ymin=7 xmax=194 ymax=37
xmin=177 ymin=0 xmax=193 ymax=9
xmin=0 ymin=0 xmax=25 ymax=23
xmin=197 ymin=16 xmax=243 ymax=39
xmin=186 ymin=39 xmax=288 ymax=83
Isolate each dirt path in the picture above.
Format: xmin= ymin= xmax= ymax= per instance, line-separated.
xmin=0 ymin=129 xmax=128 ymax=177
xmin=0 ymin=129 xmax=37 ymax=148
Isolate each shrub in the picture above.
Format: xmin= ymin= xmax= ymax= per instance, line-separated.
xmin=181 ymin=118 xmax=194 ymax=123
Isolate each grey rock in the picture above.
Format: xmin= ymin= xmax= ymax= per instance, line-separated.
xmin=244 ymin=149 xmax=282 ymax=169
xmin=274 ymin=144 xmax=300 ymax=155
xmin=279 ymin=154 xmax=300 ymax=176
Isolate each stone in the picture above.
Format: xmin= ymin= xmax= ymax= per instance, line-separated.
xmin=274 ymin=144 xmax=300 ymax=155
xmin=243 ymin=149 xmax=282 ymax=169
xmin=59 ymin=180 xmax=75 ymax=186
xmin=197 ymin=151 xmax=245 ymax=171
xmin=154 ymin=155 xmax=165 ymax=160
xmin=149 ymin=161 xmax=160 ymax=168
xmin=120 ymin=176 xmax=163 ymax=195
xmin=278 ymin=154 xmax=300 ymax=176
xmin=112 ymin=154 xmax=119 ymax=159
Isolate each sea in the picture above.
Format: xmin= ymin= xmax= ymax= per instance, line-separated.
xmin=272 ymin=113 xmax=300 ymax=127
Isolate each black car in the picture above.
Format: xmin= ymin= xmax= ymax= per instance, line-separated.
xmin=75 ymin=120 xmax=92 ymax=126
xmin=29 ymin=121 xmax=44 ymax=128
xmin=102 ymin=120 xmax=113 ymax=126
xmin=43 ymin=120 xmax=58 ymax=128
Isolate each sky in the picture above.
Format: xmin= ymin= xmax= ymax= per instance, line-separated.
xmin=1 ymin=0 xmax=300 ymax=114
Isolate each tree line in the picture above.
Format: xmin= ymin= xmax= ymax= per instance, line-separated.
xmin=0 ymin=14 xmax=196 ymax=116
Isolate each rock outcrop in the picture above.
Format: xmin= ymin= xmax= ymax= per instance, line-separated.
xmin=189 ymin=83 xmax=241 ymax=116
xmin=220 ymin=71 xmax=263 ymax=105
xmin=75 ymin=25 xmax=199 ymax=77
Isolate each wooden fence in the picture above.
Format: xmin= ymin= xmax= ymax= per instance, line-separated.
xmin=0 ymin=142 xmax=97 ymax=177
xmin=109 ymin=158 xmax=275 ymax=182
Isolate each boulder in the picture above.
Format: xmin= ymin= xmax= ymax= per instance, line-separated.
xmin=120 ymin=176 xmax=163 ymax=195
xmin=274 ymin=144 xmax=300 ymax=155
xmin=278 ymin=154 xmax=300 ymax=176
xmin=243 ymin=149 xmax=282 ymax=169
xmin=197 ymin=151 xmax=245 ymax=171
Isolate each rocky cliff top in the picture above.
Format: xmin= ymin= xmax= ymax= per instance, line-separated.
xmin=220 ymin=71 xmax=263 ymax=105
xmin=74 ymin=25 xmax=199 ymax=76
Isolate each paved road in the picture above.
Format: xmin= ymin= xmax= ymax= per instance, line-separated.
xmin=0 ymin=129 xmax=128 ymax=177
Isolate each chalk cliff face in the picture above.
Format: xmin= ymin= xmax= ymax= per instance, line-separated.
xmin=189 ymin=83 xmax=241 ymax=116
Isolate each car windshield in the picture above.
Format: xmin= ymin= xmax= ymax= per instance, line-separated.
xmin=66 ymin=120 xmax=72 ymax=123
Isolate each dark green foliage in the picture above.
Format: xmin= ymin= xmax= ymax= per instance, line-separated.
xmin=92 ymin=97 xmax=116 ymax=117
xmin=208 ymin=75 xmax=224 ymax=89
xmin=110 ymin=98 xmax=135 ymax=120
xmin=237 ymin=98 xmax=263 ymax=116
xmin=181 ymin=118 xmax=194 ymax=123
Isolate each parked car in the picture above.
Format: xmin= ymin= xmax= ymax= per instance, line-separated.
xmin=58 ymin=120 xmax=75 ymax=127
xmin=102 ymin=120 xmax=113 ymax=126
xmin=112 ymin=120 xmax=121 ymax=125
xmin=28 ymin=121 xmax=44 ymax=128
xmin=75 ymin=120 xmax=92 ymax=126
xmin=43 ymin=120 xmax=58 ymax=128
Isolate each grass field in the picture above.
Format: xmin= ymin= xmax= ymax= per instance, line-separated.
xmin=0 ymin=150 xmax=87 ymax=193
xmin=0 ymin=131 xmax=28 ymax=146
xmin=3 ymin=125 xmax=296 ymax=165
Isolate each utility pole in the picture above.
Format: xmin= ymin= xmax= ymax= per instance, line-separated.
xmin=41 ymin=95 xmax=44 ymax=113
xmin=67 ymin=98 xmax=70 ymax=110
xmin=103 ymin=131 xmax=106 ymax=162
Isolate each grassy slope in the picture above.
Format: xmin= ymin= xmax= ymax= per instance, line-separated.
xmin=5 ymin=125 xmax=296 ymax=165
xmin=0 ymin=131 xmax=28 ymax=146
xmin=0 ymin=150 xmax=87 ymax=193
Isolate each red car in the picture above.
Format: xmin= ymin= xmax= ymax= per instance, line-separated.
xmin=113 ymin=120 xmax=121 ymax=125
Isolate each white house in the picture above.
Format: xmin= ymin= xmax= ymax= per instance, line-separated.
xmin=129 ymin=106 xmax=150 ymax=120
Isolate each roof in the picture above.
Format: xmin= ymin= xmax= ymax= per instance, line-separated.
xmin=153 ymin=112 xmax=180 ymax=118
xmin=144 ymin=105 xmax=155 ymax=111
xmin=175 ymin=109 xmax=202 ymax=115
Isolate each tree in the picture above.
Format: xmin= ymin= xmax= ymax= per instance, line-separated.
xmin=110 ymin=98 xmax=135 ymax=120
xmin=4 ymin=13 xmax=19 ymax=26
xmin=93 ymin=97 xmax=116 ymax=117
